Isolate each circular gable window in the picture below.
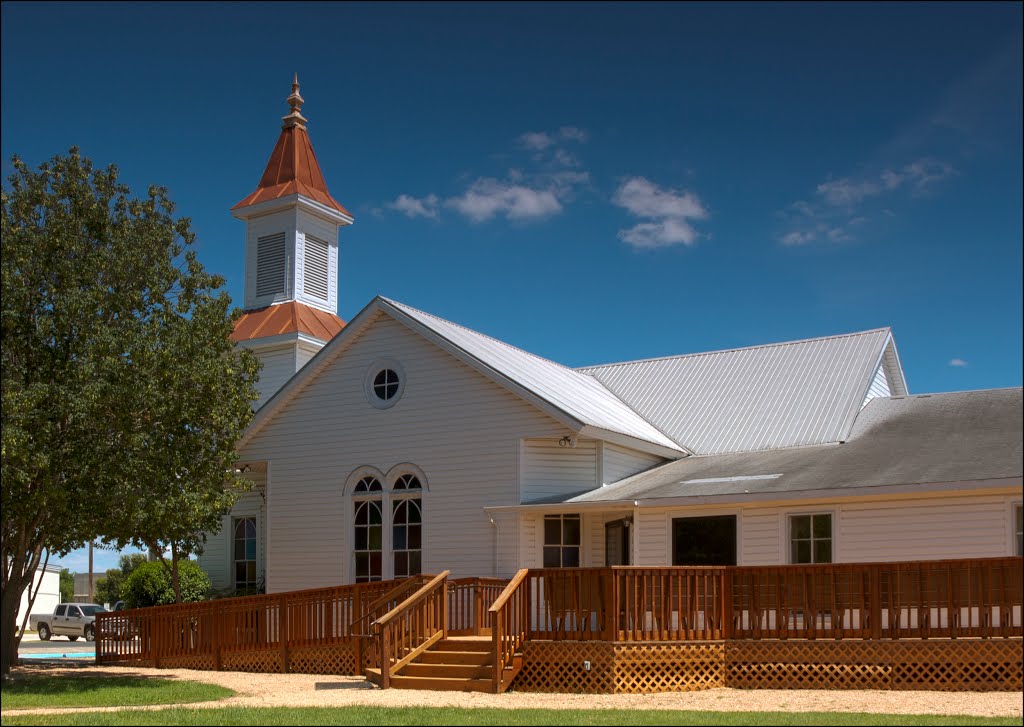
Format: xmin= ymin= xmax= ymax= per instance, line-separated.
xmin=365 ymin=359 xmax=405 ymax=409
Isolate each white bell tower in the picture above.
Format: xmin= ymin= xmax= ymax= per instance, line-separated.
xmin=230 ymin=76 xmax=354 ymax=407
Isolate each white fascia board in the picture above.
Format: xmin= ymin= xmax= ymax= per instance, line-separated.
xmin=239 ymin=297 xmax=389 ymax=448
xmin=381 ymin=300 xmax=588 ymax=435
xmin=578 ymin=477 xmax=1022 ymax=510
xmin=484 ymin=502 xmax=635 ymax=514
xmin=578 ymin=425 xmax=689 ymax=458
xmin=238 ymin=332 xmax=328 ymax=352
xmin=232 ymin=194 xmax=353 ymax=226
xmin=884 ymin=334 xmax=910 ymax=396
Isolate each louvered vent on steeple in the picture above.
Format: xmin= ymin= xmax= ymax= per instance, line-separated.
xmin=256 ymin=232 xmax=287 ymax=298
xmin=303 ymin=234 xmax=330 ymax=300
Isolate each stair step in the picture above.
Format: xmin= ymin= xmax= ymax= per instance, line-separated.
xmin=431 ymin=639 xmax=491 ymax=653
xmin=402 ymin=662 xmax=492 ymax=679
xmin=388 ymin=674 xmax=493 ymax=692
xmin=418 ymin=650 xmax=491 ymax=665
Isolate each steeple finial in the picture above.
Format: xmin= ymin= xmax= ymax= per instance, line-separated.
xmin=282 ymin=73 xmax=308 ymax=129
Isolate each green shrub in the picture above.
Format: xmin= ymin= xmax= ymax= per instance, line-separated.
xmin=122 ymin=560 xmax=211 ymax=609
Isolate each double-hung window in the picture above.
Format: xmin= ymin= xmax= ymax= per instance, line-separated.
xmin=790 ymin=513 xmax=832 ymax=564
xmin=543 ymin=514 xmax=581 ymax=568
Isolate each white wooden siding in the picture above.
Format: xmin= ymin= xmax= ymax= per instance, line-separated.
xmin=198 ymin=485 xmax=265 ymax=592
xmin=862 ymin=362 xmax=891 ymax=408
xmin=252 ymin=347 xmax=297 ymax=408
xmin=521 ymin=438 xmax=598 ymax=503
xmin=296 ymin=341 xmax=323 ymax=371
xmin=519 ymin=513 xmax=540 ymax=569
xmin=603 ymin=443 xmax=665 ymax=485
xmin=627 ymin=491 xmax=1020 ymax=567
xmin=241 ymin=313 xmax=567 ymax=591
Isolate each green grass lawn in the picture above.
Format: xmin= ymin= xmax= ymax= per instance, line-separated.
xmin=0 ymin=675 xmax=234 ymax=710
xmin=0 ymin=707 xmax=1018 ymax=726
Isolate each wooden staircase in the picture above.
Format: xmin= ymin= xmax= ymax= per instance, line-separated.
xmin=364 ymin=635 xmax=523 ymax=693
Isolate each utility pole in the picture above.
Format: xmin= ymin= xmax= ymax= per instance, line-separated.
xmin=88 ymin=541 xmax=94 ymax=602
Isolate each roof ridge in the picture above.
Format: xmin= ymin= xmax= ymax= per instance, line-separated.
xmin=380 ymin=297 xmax=601 ymax=380
xmin=578 ymin=327 xmax=893 ymax=372
xmin=886 ymin=386 xmax=1023 ymax=398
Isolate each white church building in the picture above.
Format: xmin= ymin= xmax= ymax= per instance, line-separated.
xmin=197 ymin=80 xmax=1023 ymax=596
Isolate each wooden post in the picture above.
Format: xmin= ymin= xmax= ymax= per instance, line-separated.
xmin=279 ymin=595 xmax=289 ymax=673
xmin=869 ymin=566 xmax=882 ymax=640
xmin=380 ymin=627 xmax=391 ymax=689
xmin=603 ymin=568 xmax=615 ymax=641
xmin=442 ymin=575 xmax=449 ymax=640
xmin=721 ymin=568 xmax=733 ymax=641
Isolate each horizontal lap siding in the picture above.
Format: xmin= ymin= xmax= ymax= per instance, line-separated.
xmin=253 ymin=348 xmax=297 ymax=408
xmin=839 ymin=494 xmax=1015 ymax=561
xmin=242 ymin=314 xmax=565 ymax=592
xmin=522 ymin=438 xmax=598 ymax=503
xmin=628 ymin=491 xmax=1018 ymax=568
xmin=603 ymin=443 xmax=665 ymax=485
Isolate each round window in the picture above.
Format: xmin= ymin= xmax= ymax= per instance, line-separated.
xmin=365 ymin=359 xmax=405 ymax=409
xmin=373 ymin=369 xmax=400 ymax=401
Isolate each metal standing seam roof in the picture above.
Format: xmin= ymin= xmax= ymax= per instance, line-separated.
xmin=380 ymin=299 xmax=685 ymax=452
xmin=231 ymin=301 xmax=346 ymax=343
xmin=578 ymin=329 xmax=893 ymax=455
xmin=566 ymin=387 xmax=1023 ymax=504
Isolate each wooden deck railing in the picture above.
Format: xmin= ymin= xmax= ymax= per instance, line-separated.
xmin=516 ymin=557 xmax=1021 ymax=645
xmin=489 ymin=569 xmax=529 ymax=693
xmin=448 ymin=577 xmax=509 ymax=635
xmin=96 ymin=578 xmax=403 ymax=668
xmin=351 ymin=575 xmax=432 ymax=675
xmin=373 ymin=571 xmax=450 ymax=688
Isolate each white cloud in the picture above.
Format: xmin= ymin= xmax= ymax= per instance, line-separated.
xmin=782 ymin=157 xmax=955 ymax=245
xmin=816 ymin=178 xmax=881 ymax=207
xmin=389 ymin=194 xmax=440 ymax=220
xmin=518 ymin=131 xmax=554 ymax=151
xmin=558 ymin=126 xmax=589 ymax=143
xmin=619 ymin=219 xmax=701 ymax=249
xmin=949 ymin=358 xmax=969 ymax=367
xmin=447 ymin=178 xmax=563 ymax=223
xmin=613 ymin=177 xmax=709 ymax=249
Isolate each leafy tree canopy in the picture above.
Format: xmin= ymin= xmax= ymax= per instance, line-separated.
xmin=58 ymin=569 xmax=74 ymax=604
xmin=1 ymin=149 xmax=260 ymax=676
xmin=94 ymin=553 xmax=148 ymax=607
xmin=122 ymin=560 xmax=211 ymax=609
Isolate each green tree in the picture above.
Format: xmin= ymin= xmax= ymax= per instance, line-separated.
xmin=122 ymin=560 xmax=211 ymax=609
xmin=94 ymin=553 xmax=147 ymax=607
xmin=1 ymin=149 xmax=260 ymax=677
xmin=58 ymin=568 xmax=74 ymax=604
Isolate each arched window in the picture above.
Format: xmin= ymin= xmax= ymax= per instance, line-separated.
xmin=391 ymin=474 xmax=422 ymax=578
xmin=352 ymin=475 xmax=383 ymax=582
xmin=233 ymin=517 xmax=258 ymax=590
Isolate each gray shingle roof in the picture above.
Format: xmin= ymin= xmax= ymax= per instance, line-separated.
xmin=568 ymin=388 xmax=1023 ymax=504
xmin=579 ymin=329 xmax=897 ymax=455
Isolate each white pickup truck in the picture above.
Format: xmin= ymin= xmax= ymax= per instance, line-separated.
xmin=29 ymin=603 xmax=107 ymax=642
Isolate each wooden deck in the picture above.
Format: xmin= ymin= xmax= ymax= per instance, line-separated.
xmin=96 ymin=556 xmax=1022 ymax=693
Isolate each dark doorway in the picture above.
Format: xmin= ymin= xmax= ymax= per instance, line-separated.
xmin=605 ymin=519 xmax=631 ymax=566
xmin=672 ymin=515 xmax=737 ymax=566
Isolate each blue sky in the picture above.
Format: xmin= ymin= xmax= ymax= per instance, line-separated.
xmin=3 ymin=2 xmax=1021 ymax=574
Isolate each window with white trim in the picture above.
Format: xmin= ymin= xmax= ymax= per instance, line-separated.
xmin=391 ymin=474 xmax=422 ymax=578
xmin=353 ymin=476 xmax=383 ymax=582
xmin=789 ymin=513 xmax=832 ymax=564
xmin=543 ymin=514 xmax=581 ymax=568
xmin=233 ymin=517 xmax=258 ymax=590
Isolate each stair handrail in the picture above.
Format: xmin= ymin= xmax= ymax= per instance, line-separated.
xmin=350 ymin=574 xmax=432 ymax=674
xmin=488 ymin=568 xmax=530 ymax=693
xmin=374 ymin=570 xmax=451 ymax=688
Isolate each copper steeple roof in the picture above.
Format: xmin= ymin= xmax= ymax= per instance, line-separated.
xmin=231 ymin=301 xmax=346 ymax=344
xmin=232 ymin=75 xmax=352 ymax=217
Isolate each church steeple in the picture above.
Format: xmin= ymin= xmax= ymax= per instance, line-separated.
xmin=230 ymin=76 xmax=352 ymax=407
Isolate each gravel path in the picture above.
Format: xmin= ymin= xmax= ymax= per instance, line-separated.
xmin=3 ymin=664 xmax=1022 ymax=719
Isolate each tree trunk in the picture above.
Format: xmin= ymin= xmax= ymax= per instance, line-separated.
xmin=1 ymin=585 xmax=23 ymax=679
xmin=170 ymin=542 xmax=182 ymax=604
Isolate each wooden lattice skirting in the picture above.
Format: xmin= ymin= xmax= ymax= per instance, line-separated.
xmin=100 ymin=643 xmax=357 ymax=676
xmin=514 ymin=639 xmax=1023 ymax=694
